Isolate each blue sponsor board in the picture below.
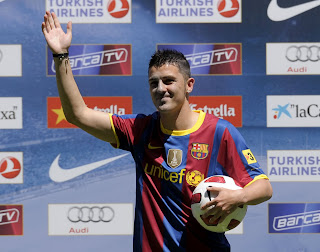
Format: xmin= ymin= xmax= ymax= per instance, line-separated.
xmin=157 ymin=43 xmax=241 ymax=75
xmin=47 ymin=44 xmax=131 ymax=76
xmin=269 ymin=203 xmax=320 ymax=233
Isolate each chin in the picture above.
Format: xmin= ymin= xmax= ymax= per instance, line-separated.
xmin=157 ymin=105 xmax=171 ymax=113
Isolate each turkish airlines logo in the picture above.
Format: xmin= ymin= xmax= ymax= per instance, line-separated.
xmin=107 ymin=0 xmax=130 ymax=18
xmin=0 ymin=153 xmax=23 ymax=184
xmin=189 ymin=96 xmax=242 ymax=127
xmin=47 ymin=97 xmax=132 ymax=128
xmin=0 ymin=205 xmax=23 ymax=236
xmin=217 ymin=0 xmax=240 ymax=17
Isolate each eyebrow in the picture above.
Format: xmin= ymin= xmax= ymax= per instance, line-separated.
xmin=149 ymin=75 xmax=176 ymax=82
xmin=148 ymin=77 xmax=159 ymax=83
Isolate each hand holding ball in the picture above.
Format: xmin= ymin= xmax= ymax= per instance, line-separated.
xmin=191 ymin=175 xmax=247 ymax=233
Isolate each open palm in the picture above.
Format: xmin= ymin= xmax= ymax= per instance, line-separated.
xmin=42 ymin=11 xmax=72 ymax=54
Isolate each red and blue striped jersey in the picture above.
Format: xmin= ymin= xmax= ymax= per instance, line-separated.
xmin=110 ymin=110 xmax=268 ymax=252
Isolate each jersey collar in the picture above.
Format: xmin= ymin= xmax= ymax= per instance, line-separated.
xmin=160 ymin=110 xmax=205 ymax=136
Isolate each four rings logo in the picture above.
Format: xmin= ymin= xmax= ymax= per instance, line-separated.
xmin=273 ymin=210 xmax=320 ymax=231
xmin=266 ymin=43 xmax=320 ymax=75
xmin=186 ymin=48 xmax=238 ymax=68
xmin=48 ymin=203 xmax=134 ymax=235
xmin=286 ymin=45 xmax=320 ymax=62
xmin=67 ymin=206 xmax=115 ymax=223
xmin=51 ymin=48 xmax=128 ymax=73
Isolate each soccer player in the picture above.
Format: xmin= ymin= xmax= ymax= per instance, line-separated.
xmin=42 ymin=11 xmax=273 ymax=252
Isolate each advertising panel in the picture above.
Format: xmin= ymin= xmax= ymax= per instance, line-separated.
xmin=156 ymin=0 xmax=241 ymax=23
xmin=0 ymin=45 xmax=22 ymax=77
xmin=46 ymin=0 xmax=132 ymax=23
xmin=47 ymin=96 xmax=132 ymax=128
xmin=0 ymin=205 xmax=23 ymax=236
xmin=157 ymin=43 xmax=242 ymax=75
xmin=267 ymin=95 xmax=320 ymax=127
xmin=268 ymin=150 xmax=320 ymax=182
xmin=267 ymin=43 xmax=320 ymax=75
xmin=269 ymin=203 xmax=320 ymax=233
xmin=47 ymin=44 xmax=132 ymax=76
xmin=189 ymin=96 xmax=242 ymax=127
xmin=0 ymin=97 xmax=22 ymax=129
xmin=48 ymin=203 xmax=134 ymax=235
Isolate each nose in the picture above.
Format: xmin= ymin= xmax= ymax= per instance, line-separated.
xmin=157 ymin=80 xmax=166 ymax=93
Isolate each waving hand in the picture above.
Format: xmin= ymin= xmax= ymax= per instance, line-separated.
xmin=41 ymin=11 xmax=72 ymax=54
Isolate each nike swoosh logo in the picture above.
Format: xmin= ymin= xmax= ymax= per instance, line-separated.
xmin=49 ymin=153 xmax=129 ymax=182
xmin=267 ymin=0 xmax=320 ymax=21
xmin=147 ymin=143 xmax=164 ymax=149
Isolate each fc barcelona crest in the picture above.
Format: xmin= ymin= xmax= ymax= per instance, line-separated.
xmin=167 ymin=149 xmax=183 ymax=168
xmin=191 ymin=143 xmax=209 ymax=160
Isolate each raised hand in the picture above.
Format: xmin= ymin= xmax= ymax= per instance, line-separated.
xmin=41 ymin=11 xmax=72 ymax=54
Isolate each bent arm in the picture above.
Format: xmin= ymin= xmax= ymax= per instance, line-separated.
xmin=242 ymin=178 xmax=273 ymax=205
xmin=54 ymin=58 xmax=116 ymax=143
xmin=43 ymin=11 xmax=116 ymax=144
xmin=201 ymin=178 xmax=272 ymax=223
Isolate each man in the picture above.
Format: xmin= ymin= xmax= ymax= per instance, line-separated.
xmin=42 ymin=11 xmax=272 ymax=251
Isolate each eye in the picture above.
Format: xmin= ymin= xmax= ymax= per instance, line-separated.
xmin=149 ymin=81 xmax=158 ymax=89
xmin=163 ymin=79 xmax=174 ymax=85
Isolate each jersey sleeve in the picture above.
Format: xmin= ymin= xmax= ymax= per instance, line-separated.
xmin=109 ymin=113 xmax=151 ymax=152
xmin=216 ymin=120 xmax=268 ymax=187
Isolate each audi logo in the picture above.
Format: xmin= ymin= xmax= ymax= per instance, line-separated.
xmin=286 ymin=45 xmax=320 ymax=62
xmin=67 ymin=206 xmax=115 ymax=223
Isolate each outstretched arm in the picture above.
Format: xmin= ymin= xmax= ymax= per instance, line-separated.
xmin=42 ymin=11 xmax=116 ymax=143
xmin=201 ymin=178 xmax=272 ymax=224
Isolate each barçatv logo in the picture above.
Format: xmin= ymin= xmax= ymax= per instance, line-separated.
xmin=107 ymin=0 xmax=129 ymax=18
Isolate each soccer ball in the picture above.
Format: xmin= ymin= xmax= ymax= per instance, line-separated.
xmin=191 ymin=175 xmax=247 ymax=233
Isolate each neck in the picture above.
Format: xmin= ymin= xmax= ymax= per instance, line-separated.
xmin=159 ymin=102 xmax=199 ymax=131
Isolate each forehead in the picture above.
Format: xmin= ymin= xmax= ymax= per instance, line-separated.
xmin=148 ymin=64 xmax=182 ymax=78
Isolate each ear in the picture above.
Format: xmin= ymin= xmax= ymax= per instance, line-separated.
xmin=186 ymin=77 xmax=195 ymax=94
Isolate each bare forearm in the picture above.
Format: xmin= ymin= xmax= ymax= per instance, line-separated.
xmin=54 ymin=57 xmax=86 ymax=123
xmin=241 ymin=179 xmax=273 ymax=206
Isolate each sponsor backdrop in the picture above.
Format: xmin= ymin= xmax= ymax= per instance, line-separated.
xmin=0 ymin=0 xmax=320 ymax=251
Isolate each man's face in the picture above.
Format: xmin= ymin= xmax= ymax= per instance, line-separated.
xmin=148 ymin=64 xmax=189 ymax=114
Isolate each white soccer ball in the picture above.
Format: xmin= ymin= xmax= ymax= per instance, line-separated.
xmin=191 ymin=175 xmax=247 ymax=233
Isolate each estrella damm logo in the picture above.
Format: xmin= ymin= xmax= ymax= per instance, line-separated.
xmin=186 ymin=170 xmax=204 ymax=187
xmin=242 ymin=149 xmax=257 ymax=164
xmin=191 ymin=143 xmax=209 ymax=160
